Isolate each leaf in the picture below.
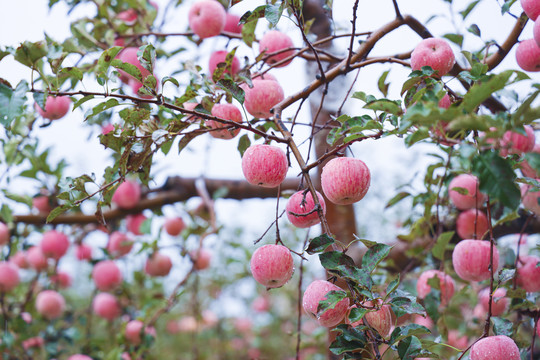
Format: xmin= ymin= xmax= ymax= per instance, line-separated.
xmin=443 ymin=33 xmax=464 ymax=47
xmin=467 ymin=24 xmax=481 ymax=37
xmin=386 ymin=275 xmax=401 ymax=297
xmin=431 ymin=231 xmax=454 ymax=260
xmin=216 ymin=79 xmax=245 ymax=104
xmin=96 ymin=46 xmax=123 ymax=79
xmin=492 ymin=317 xmax=513 ymax=336
xmin=498 ymin=268 xmax=515 ymax=284
xmin=362 ymin=243 xmax=391 ymax=273
xmin=377 ymin=70 xmax=390 ymax=97
xmin=397 ymin=335 xmax=423 ymax=360
xmin=460 ymin=0 xmax=480 ymax=19
xmin=501 ymin=0 xmax=518 ymax=14
xmin=111 ymin=59 xmax=142 ymax=82
xmin=319 ymin=251 xmax=356 ymax=271
xmin=472 ymin=151 xmax=521 ymax=210
xmin=46 ymin=203 xmax=73 ymax=223
xmin=390 ymin=295 xmax=425 ymax=318
xmin=385 ymin=192 xmax=410 ymax=209
xmin=86 ymin=99 xmax=120 ymax=120
xmin=347 ymin=306 xmax=369 ymax=325
xmin=241 ymin=20 xmax=258 ymax=47
xmin=317 ymin=290 xmax=347 ymax=315
xmin=0 ymin=80 xmax=28 ymax=126
xmin=364 ymin=99 xmax=402 ymax=115
xmin=461 ymin=70 xmax=513 ymax=112
xmin=161 ymin=76 xmax=179 ymax=88
xmin=14 ymin=41 xmax=48 ymax=67
xmin=389 ymin=324 xmax=431 ymax=346
xmin=138 ymin=44 xmax=156 ymax=74
xmin=329 ymin=325 xmax=368 ymax=355
xmin=73 ymin=95 xmax=94 ymax=110
xmin=237 ymin=134 xmax=250 ymax=157
xmin=264 ymin=3 xmax=284 ymax=26
xmin=59 ymin=67 xmax=83 ymax=82
xmin=306 ymin=234 xmax=335 ymax=255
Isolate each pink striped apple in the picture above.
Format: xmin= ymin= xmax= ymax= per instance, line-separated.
xmin=470 ymin=335 xmax=520 ymax=360
xmin=452 ymin=240 xmax=499 ymax=282
xmin=93 ymin=292 xmax=121 ymax=320
xmin=250 ymin=244 xmax=294 ymax=288
xmin=416 ymin=269 xmax=455 ymax=305
xmin=207 ymin=103 xmax=243 ymax=139
xmin=448 ymin=174 xmax=485 ymax=210
xmin=0 ymin=262 xmax=19 ymax=292
xmin=40 ymin=230 xmax=69 ymax=260
xmin=35 ymin=290 xmax=65 ymax=319
xmin=35 ymin=96 xmax=71 ymax=120
xmin=478 ymin=287 xmax=508 ymax=316
xmin=411 ymin=38 xmax=455 ymax=77
xmin=92 ymin=260 xmax=123 ymax=291
xmin=456 ymin=209 xmax=489 ymax=240
xmin=259 ymin=30 xmax=295 ymax=67
xmin=516 ymin=255 xmax=540 ymax=292
xmin=145 ymin=252 xmax=172 ymax=277
xmin=516 ymin=39 xmax=540 ymax=72
xmin=321 ymin=157 xmax=371 ymax=205
xmin=286 ymin=190 xmax=326 ymax=228
xmin=188 ymin=0 xmax=226 ymax=39
xmin=303 ymin=280 xmax=349 ymax=327
xmin=242 ymin=79 xmax=285 ymax=118
xmin=241 ymin=144 xmax=288 ymax=187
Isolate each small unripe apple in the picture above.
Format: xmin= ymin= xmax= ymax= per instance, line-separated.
xmin=145 ymin=252 xmax=173 ymax=277
xmin=416 ymin=269 xmax=455 ymax=305
xmin=35 ymin=96 xmax=71 ymax=120
xmin=242 ymin=79 xmax=285 ymax=118
xmin=190 ymin=249 xmax=211 ymax=270
xmin=250 ymin=244 xmax=294 ymax=288
xmin=164 ymin=216 xmax=186 ymax=236
xmin=521 ymin=143 xmax=540 ymax=177
xmin=188 ymin=0 xmax=226 ymax=39
xmin=50 ymin=271 xmax=72 ymax=288
xmin=470 ymin=335 xmax=520 ymax=360
xmin=125 ymin=319 xmax=155 ymax=345
xmin=478 ymin=287 xmax=508 ymax=316
xmin=208 ymin=50 xmax=241 ymax=77
xmin=448 ymin=174 xmax=485 ymax=210
xmin=40 ymin=230 xmax=70 ymax=260
xmin=515 ymin=39 xmax=540 ymax=72
xmin=116 ymin=47 xmax=151 ymax=84
xmin=303 ymin=280 xmax=350 ymax=327
xmin=241 ymin=144 xmax=288 ymax=187
xmin=516 ymin=255 xmax=540 ymax=292
xmin=112 ymin=180 xmax=141 ymax=209
xmin=410 ymin=38 xmax=455 ymax=77
xmin=107 ymin=231 xmax=134 ymax=258
xmin=33 ymin=195 xmax=51 ymax=213
xmin=68 ymin=355 xmax=93 ymax=360
xmin=224 ymin=13 xmax=242 ymax=34
xmin=126 ymin=213 xmax=146 ymax=235
xmin=35 ymin=290 xmax=65 ymax=319
xmin=12 ymin=251 xmax=29 ymax=269
xmin=92 ymin=260 xmax=123 ymax=291
xmin=452 ymin=240 xmax=499 ymax=282
xmin=286 ymin=190 xmax=326 ymax=228
xmin=534 ymin=19 xmax=540 ymax=47
xmin=456 ymin=209 xmax=489 ymax=240
xmin=521 ymin=183 xmax=540 ymax=215
xmin=75 ymin=244 xmax=92 ymax=261
xmin=27 ymin=246 xmax=48 ymax=271
xmin=521 ymin=0 xmax=540 ymax=20
xmin=259 ymin=30 xmax=295 ymax=67
xmin=500 ymin=125 xmax=536 ymax=156
xmin=321 ymin=157 xmax=371 ymax=205
xmin=0 ymin=222 xmax=9 ymax=246
xmin=93 ymin=292 xmax=121 ymax=320
xmin=0 ymin=262 xmax=19 ymax=292
xmin=207 ymin=103 xmax=243 ymax=139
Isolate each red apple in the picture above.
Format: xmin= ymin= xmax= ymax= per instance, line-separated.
xmin=259 ymin=30 xmax=295 ymax=67
xmin=92 ymin=260 xmax=123 ymax=291
xmin=26 ymin=246 xmax=48 ymax=271
xmin=22 ymin=336 xmax=44 ymax=350
xmin=521 ymin=183 xmax=540 ymax=216
xmin=126 ymin=213 xmax=147 ymax=235
xmin=75 ymin=244 xmax=92 ymax=261
xmin=93 ymin=292 xmax=121 ymax=320
xmin=208 ymin=50 xmax=240 ymax=77
xmin=521 ymin=143 xmax=540 ymax=177
xmin=321 ymin=157 xmax=371 ymax=205
xmin=439 ymin=94 xmax=451 ymax=109
xmin=478 ymin=287 xmax=508 ymax=316
xmin=534 ymin=19 xmax=540 ymax=47
xmin=500 ymin=125 xmax=536 ymax=156
xmin=470 ymin=335 xmax=520 ymax=360
xmin=0 ymin=262 xmax=19 ymax=292
xmin=241 ymin=144 xmax=288 ymax=187
xmin=416 ymin=269 xmax=455 ymax=306
xmin=207 ymin=103 xmax=243 ymax=139
xmin=286 ymin=190 xmax=326 ymax=228
xmin=515 ymin=39 xmax=540 ymax=72
xmin=456 ymin=209 xmax=489 ymax=240
xmin=50 ymin=271 xmax=72 ymax=288
xmin=11 ymin=251 xmax=29 ymax=269
xmin=117 ymin=9 xmax=138 ymax=25
xmin=112 ymin=180 xmax=141 ymax=209
xmin=0 ymin=222 xmax=9 ymax=246
xmin=164 ymin=216 xmax=186 ymax=236
xmin=351 ymin=301 xmax=393 ymax=337
xmin=410 ymin=38 xmax=455 ymax=77
xmin=102 ymin=123 xmax=115 ymax=135
xmin=40 ymin=230 xmax=69 ymax=260
xmin=107 ymin=231 xmax=134 ymax=258
xmin=68 ymin=355 xmax=93 ymax=360
xmin=303 ymin=280 xmax=350 ymax=327
xmin=448 ymin=174 xmax=485 ymax=210
xmin=224 ymin=13 xmax=242 ymax=34
xmin=145 ymin=252 xmax=173 ymax=277
xmin=116 ymin=47 xmax=151 ymax=84
xmin=190 ymin=249 xmax=211 ymax=270
xmin=35 ymin=290 xmax=65 ymax=319
xmin=521 ymin=0 xmax=540 ymax=20
xmin=125 ymin=319 xmax=155 ymax=345
xmin=452 ymin=240 xmax=499 ymax=282
xmin=447 ymin=330 xmax=468 ymax=350
xmin=35 ymin=96 xmax=71 ymax=120
xmin=33 ymin=195 xmax=51 ymax=213
xmin=516 ymin=255 xmax=540 ymax=292
xmin=242 ymin=79 xmax=285 ymax=118
xmin=250 ymin=244 xmax=294 ymax=288
xmin=252 ymin=295 xmax=271 ymax=312
xmin=188 ymin=0 xmax=226 ymax=39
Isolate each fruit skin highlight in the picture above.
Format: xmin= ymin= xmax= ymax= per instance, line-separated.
xmin=470 ymin=335 xmax=520 ymax=360
xmin=452 ymin=240 xmax=499 ymax=282
xmin=410 ymin=38 xmax=455 ymax=77
xmin=321 ymin=157 xmax=371 ymax=205
xmin=188 ymin=0 xmax=226 ymax=39
xmin=303 ymin=280 xmax=350 ymax=327
xmin=241 ymin=144 xmax=288 ymax=188
xmin=286 ymin=190 xmax=326 ymax=228
xmin=250 ymin=244 xmax=294 ymax=288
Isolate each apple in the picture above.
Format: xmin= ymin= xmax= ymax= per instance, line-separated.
xmin=102 ymin=123 xmax=115 ymax=135
xmin=12 ymin=251 xmax=29 ymax=269
xmin=92 ymin=260 xmax=123 ymax=291
xmin=224 ymin=13 xmax=242 ymax=34
xmin=50 ymin=271 xmax=72 ymax=288
xmin=521 ymin=0 xmax=540 ymax=20
xmin=439 ymin=94 xmax=451 ymax=109
xmin=516 ymin=255 xmax=540 ymax=292
xmin=242 ymin=79 xmax=285 ymax=118
xmin=35 ymin=290 xmax=65 ymax=319
xmin=478 ymin=287 xmax=508 ymax=316
xmin=516 ymin=39 xmax=540 ymax=72
xmin=68 ymin=355 xmax=93 ymax=360
xmin=117 ymin=9 xmax=137 ymax=25
xmin=116 ymin=47 xmax=151 ymax=84
xmin=447 ymin=330 xmax=468 ymax=350
xmin=0 ymin=262 xmax=19 ymax=292
xmin=302 ymin=279 xmax=350 ymax=327
xmin=164 ymin=216 xmax=186 ymax=236
xmin=201 ymin=309 xmax=218 ymax=328
xmin=349 ymin=301 xmax=393 ymax=337
xmin=207 ymin=103 xmax=243 ymax=139
xmin=107 ymin=231 xmax=134 ymax=258
xmin=190 ymin=248 xmax=211 ymax=270
xmin=286 ymin=190 xmax=327 ymax=228
xmin=241 ymin=144 xmax=288 ymax=187
xmin=26 ymin=246 xmax=48 ymax=271
xmin=412 ymin=314 xmax=433 ymax=329
xmin=452 ymin=240 xmax=499 ymax=282
xmin=125 ymin=319 xmax=155 ymax=345
xmin=112 ymin=180 xmax=141 ymax=209
xmin=521 ymin=143 xmax=540 ymax=177
xmin=145 ymin=252 xmax=172 ymax=276
xmin=259 ymin=30 xmax=295 ymax=67
xmin=35 ymin=96 xmax=71 ymax=120
xmin=456 ymin=209 xmax=489 ymax=240
xmin=500 ymin=125 xmax=536 ymax=156
xmin=188 ymin=0 xmax=226 ymax=39
xmin=22 ymin=337 xmax=44 ymax=350
xmin=75 ymin=243 xmax=92 ymax=261
xmin=33 ymin=195 xmax=51 ymax=213
xmin=410 ymin=38 xmax=455 ymax=77
xmin=534 ymin=19 xmax=540 ymax=47
xmin=178 ymin=316 xmax=198 ymax=332
xmin=470 ymin=335 xmax=520 ymax=360
xmin=208 ymin=50 xmax=241 ymax=77
xmin=182 ymin=102 xmax=202 ymax=122
xmin=250 ymin=244 xmax=294 ymax=288
xmin=93 ymin=292 xmax=121 ymax=320
xmin=126 ymin=213 xmax=147 ymax=235
xmin=40 ymin=230 xmax=69 ymax=260
xmin=0 ymin=222 xmax=9 ymax=246
xmin=416 ymin=269 xmax=455 ymax=305
xmin=521 ymin=183 xmax=540 ymax=216
xmin=448 ymin=174 xmax=485 ymax=210
xmin=321 ymin=157 xmax=371 ymax=205
xmin=252 ymin=295 xmax=271 ymax=312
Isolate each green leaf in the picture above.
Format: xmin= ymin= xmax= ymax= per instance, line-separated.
xmin=264 ymin=3 xmax=284 ymax=26
xmin=161 ymin=76 xmax=180 ymax=88
xmin=467 ymin=24 xmax=481 ymax=37
xmin=96 ymin=46 xmax=123 ymax=79
xmin=86 ymin=99 xmax=120 ymax=120
xmin=362 ymin=243 xmax=391 ymax=273
xmin=460 ymin=0 xmax=480 ymax=19
xmin=461 ymin=70 xmax=513 ymax=112
xmin=0 ymin=80 xmax=28 ymax=126
xmin=241 ymin=20 xmax=258 ymax=47
xmin=329 ymin=325 xmax=368 ymax=355
xmin=111 ymin=59 xmax=142 ymax=82
xmin=492 ymin=317 xmax=513 ymax=337
xmin=347 ymin=306 xmax=369 ymax=325
xmin=237 ymin=134 xmax=251 ymax=157
xmin=472 ymin=151 xmax=521 ymax=210
xmin=523 ymin=153 xmax=540 ymax=176
xmin=319 ymin=251 xmax=356 ymax=271
xmin=46 ymin=203 xmax=73 ymax=223
xmin=317 ymin=290 xmax=347 ymax=315
xmin=385 ymin=192 xmax=410 ymax=209
xmin=14 ymin=41 xmax=48 ymax=67
xmin=306 ymin=234 xmax=335 ymax=255
xmin=431 ymin=231 xmax=454 ymax=260
xmin=501 ymin=0 xmax=518 ymax=14
xmin=216 ymin=79 xmax=245 ymax=104
xmin=139 ymin=44 xmax=156 ymax=74
xmin=389 ymin=324 xmax=431 ymax=346
xmin=386 ymin=275 xmax=401 ymax=298
xmin=364 ymin=99 xmax=402 ymax=115
xmin=73 ymin=95 xmax=94 ymax=110
xmin=398 ymin=335 xmax=423 ymax=360
xmin=443 ymin=33 xmax=464 ymax=47
xmin=390 ymin=294 xmax=425 ymax=318
xmin=498 ymin=268 xmax=515 ymax=284
xmin=377 ymin=70 xmax=390 ymax=97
